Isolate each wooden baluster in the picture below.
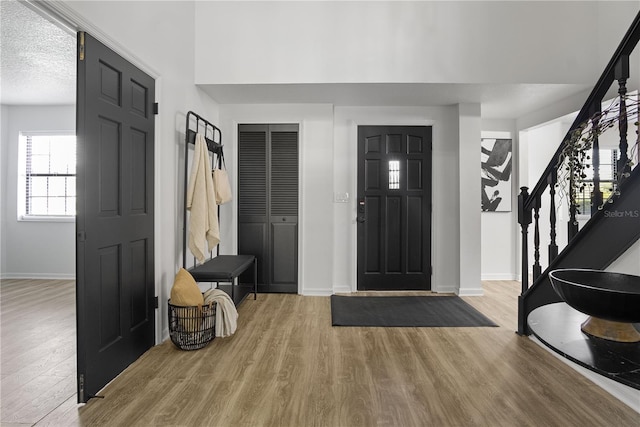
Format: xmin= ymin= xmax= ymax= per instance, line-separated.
xmin=533 ymin=196 xmax=542 ymax=281
xmin=548 ymin=172 xmax=558 ymax=263
xmin=568 ymin=162 xmax=579 ymax=241
xmin=590 ymin=105 xmax=603 ymax=213
xmin=615 ymin=55 xmax=630 ymax=187
xmin=518 ymin=187 xmax=532 ymax=294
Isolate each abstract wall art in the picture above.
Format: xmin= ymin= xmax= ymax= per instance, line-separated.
xmin=481 ymin=138 xmax=512 ymax=212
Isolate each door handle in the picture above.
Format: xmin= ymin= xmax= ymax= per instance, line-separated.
xmin=357 ymin=199 xmax=365 ymax=223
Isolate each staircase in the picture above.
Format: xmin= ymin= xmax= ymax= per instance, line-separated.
xmin=517 ymin=11 xmax=640 ymax=336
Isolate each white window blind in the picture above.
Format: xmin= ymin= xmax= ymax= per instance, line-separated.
xmin=22 ymin=133 xmax=76 ymax=217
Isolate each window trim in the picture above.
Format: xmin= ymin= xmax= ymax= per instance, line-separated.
xmin=18 ymin=215 xmax=75 ymax=223
xmin=18 ymin=130 xmax=77 ymax=221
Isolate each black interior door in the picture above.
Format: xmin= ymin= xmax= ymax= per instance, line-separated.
xmin=357 ymin=126 xmax=432 ymax=290
xmin=76 ymin=32 xmax=155 ymax=403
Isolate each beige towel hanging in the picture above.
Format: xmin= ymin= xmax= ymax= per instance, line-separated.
xmin=187 ymin=133 xmax=220 ymax=262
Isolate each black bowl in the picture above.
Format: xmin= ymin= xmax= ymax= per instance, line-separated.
xmin=549 ymin=269 xmax=640 ymax=323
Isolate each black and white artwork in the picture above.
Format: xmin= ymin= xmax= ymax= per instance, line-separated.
xmin=481 ymin=138 xmax=512 ymax=212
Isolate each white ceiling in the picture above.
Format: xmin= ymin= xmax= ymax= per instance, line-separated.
xmin=1 ymin=0 xmax=591 ymax=119
xmin=0 ymin=0 xmax=76 ymax=105
xmin=200 ymin=82 xmax=591 ymax=119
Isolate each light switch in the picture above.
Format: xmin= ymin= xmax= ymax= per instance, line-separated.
xmin=334 ymin=192 xmax=350 ymax=203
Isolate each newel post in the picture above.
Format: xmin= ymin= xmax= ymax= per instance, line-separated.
xmin=518 ymin=187 xmax=532 ymax=294
xmin=517 ymin=187 xmax=532 ymax=336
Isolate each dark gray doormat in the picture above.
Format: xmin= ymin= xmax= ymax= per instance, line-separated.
xmin=331 ymin=295 xmax=498 ymax=327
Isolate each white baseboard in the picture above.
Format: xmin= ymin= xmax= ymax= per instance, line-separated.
xmin=481 ymin=273 xmax=517 ymax=281
xmin=332 ymin=284 xmax=353 ymax=295
xmin=0 ymin=272 xmax=75 ymax=280
xmin=433 ymin=285 xmax=457 ymax=294
xmin=458 ymin=288 xmax=485 ymax=296
xmin=301 ymin=288 xmax=334 ymax=296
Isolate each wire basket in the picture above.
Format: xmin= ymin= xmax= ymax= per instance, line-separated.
xmin=168 ymin=300 xmax=216 ymax=350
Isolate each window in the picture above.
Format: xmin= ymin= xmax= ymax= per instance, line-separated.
xmin=389 ymin=160 xmax=400 ymax=189
xmin=575 ymin=148 xmax=618 ymax=215
xmin=18 ymin=133 xmax=76 ymax=219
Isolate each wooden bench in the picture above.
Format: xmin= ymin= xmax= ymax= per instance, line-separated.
xmin=187 ymin=255 xmax=257 ymax=306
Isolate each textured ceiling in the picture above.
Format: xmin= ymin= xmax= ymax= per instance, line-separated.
xmin=0 ymin=0 xmax=76 ymax=105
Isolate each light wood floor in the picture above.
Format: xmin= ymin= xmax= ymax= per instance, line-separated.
xmin=1 ymin=279 xmax=638 ymax=426
xmin=0 ymin=279 xmax=76 ymax=426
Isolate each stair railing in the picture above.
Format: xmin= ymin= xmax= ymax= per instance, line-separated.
xmin=517 ymin=11 xmax=640 ymax=335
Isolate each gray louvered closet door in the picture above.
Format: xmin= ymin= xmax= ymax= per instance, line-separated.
xmin=238 ymin=124 xmax=299 ymax=293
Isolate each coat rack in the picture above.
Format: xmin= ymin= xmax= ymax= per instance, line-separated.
xmin=181 ymin=110 xmax=257 ymax=305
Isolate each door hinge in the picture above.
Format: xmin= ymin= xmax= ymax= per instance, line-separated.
xmin=79 ymin=32 xmax=85 ymax=61
xmin=153 ymin=103 xmax=159 ymax=115
xmin=154 ymin=296 xmax=159 ymax=309
xmin=78 ymin=374 xmax=85 ymax=402
xmin=77 ymin=231 xmax=86 ymax=242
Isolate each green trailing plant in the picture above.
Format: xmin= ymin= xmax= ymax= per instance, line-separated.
xmin=556 ymin=93 xmax=639 ymax=216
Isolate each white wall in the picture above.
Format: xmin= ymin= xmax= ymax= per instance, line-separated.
xmin=219 ymin=104 xmax=478 ymax=295
xmin=607 ymin=238 xmax=640 ymax=276
xmin=218 ymin=104 xmax=335 ymax=296
xmin=457 ymin=104 xmax=482 ymax=295
xmin=332 ymin=106 xmax=464 ymax=295
xmin=52 ymin=1 xmax=640 ymax=340
xmin=1 ymin=105 xmax=76 ymax=279
xmin=1 ymin=105 xmax=9 ymax=276
xmin=195 ymin=1 xmax=636 ymax=86
xmin=193 ymin=0 xmax=639 ymax=286
xmin=55 ymin=0 xmax=221 ymax=341
xmin=481 ymin=120 xmax=518 ymax=280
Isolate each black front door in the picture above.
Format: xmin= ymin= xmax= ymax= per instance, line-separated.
xmin=76 ymin=32 xmax=155 ymax=403
xmin=357 ymin=126 xmax=432 ymax=290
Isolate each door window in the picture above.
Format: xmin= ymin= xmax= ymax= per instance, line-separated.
xmin=389 ymin=160 xmax=400 ymax=189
